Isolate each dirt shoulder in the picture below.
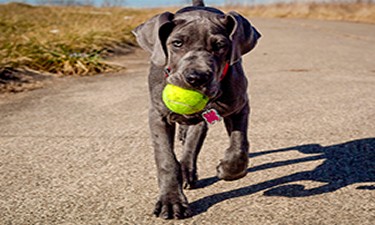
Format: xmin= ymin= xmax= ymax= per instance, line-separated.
xmin=0 ymin=68 xmax=54 ymax=93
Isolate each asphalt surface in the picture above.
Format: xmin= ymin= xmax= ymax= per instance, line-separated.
xmin=1 ymin=18 xmax=374 ymax=225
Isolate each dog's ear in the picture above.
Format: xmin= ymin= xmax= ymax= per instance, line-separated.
xmin=132 ymin=12 xmax=175 ymax=66
xmin=226 ymin=12 xmax=261 ymax=65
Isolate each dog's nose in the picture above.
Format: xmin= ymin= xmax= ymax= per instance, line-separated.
xmin=185 ymin=72 xmax=210 ymax=87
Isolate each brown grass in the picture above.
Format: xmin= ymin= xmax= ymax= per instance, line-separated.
xmin=0 ymin=2 xmax=374 ymax=80
xmin=228 ymin=3 xmax=375 ymax=24
xmin=0 ymin=3 xmax=159 ymax=76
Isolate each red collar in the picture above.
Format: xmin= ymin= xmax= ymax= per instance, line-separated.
xmin=164 ymin=63 xmax=230 ymax=81
xmin=220 ymin=63 xmax=230 ymax=81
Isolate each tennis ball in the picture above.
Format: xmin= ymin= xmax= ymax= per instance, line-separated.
xmin=162 ymin=84 xmax=209 ymax=115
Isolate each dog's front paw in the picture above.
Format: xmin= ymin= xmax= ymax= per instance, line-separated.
xmin=153 ymin=192 xmax=190 ymax=219
xmin=216 ymin=151 xmax=248 ymax=181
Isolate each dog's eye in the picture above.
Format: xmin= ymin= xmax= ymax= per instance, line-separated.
xmin=213 ymin=42 xmax=227 ymax=51
xmin=172 ymin=40 xmax=183 ymax=48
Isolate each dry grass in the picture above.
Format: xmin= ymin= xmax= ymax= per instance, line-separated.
xmin=229 ymin=3 xmax=375 ymax=24
xmin=0 ymin=3 xmax=159 ymax=76
xmin=1 ymin=2 xmax=374 ymax=80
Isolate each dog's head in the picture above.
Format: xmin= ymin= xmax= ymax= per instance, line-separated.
xmin=133 ymin=7 xmax=260 ymax=98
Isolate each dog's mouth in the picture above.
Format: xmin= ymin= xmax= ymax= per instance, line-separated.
xmin=166 ymin=71 xmax=220 ymax=99
xmin=165 ymin=64 xmax=220 ymax=99
xmin=200 ymin=84 xmax=220 ymax=99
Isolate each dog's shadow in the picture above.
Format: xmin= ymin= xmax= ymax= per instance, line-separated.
xmin=190 ymin=138 xmax=375 ymax=216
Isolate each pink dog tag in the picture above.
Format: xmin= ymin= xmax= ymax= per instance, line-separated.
xmin=202 ymin=109 xmax=222 ymax=125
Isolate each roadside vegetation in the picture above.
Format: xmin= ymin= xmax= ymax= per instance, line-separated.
xmin=0 ymin=3 xmax=158 ymax=76
xmin=0 ymin=1 xmax=374 ymax=92
xmin=233 ymin=1 xmax=375 ymax=24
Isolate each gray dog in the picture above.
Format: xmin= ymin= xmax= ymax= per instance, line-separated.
xmin=133 ymin=0 xmax=260 ymax=219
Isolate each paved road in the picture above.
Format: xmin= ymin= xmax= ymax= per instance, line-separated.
xmin=1 ymin=18 xmax=374 ymax=225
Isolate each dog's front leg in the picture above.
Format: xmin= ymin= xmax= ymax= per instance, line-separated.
xmin=149 ymin=108 xmax=190 ymax=219
xmin=217 ymin=104 xmax=250 ymax=181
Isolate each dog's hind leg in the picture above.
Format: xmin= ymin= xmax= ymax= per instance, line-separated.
xmin=180 ymin=122 xmax=208 ymax=189
xmin=217 ymin=104 xmax=250 ymax=181
xmin=178 ymin=125 xmax=189 ymax=145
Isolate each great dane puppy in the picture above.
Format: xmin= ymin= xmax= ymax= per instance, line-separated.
xmin=133 ymin=0 xmax=260 ymax=219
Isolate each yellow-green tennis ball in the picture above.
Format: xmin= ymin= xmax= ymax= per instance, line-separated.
xmin=162 ymin=84 xmax=209 ymax=115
